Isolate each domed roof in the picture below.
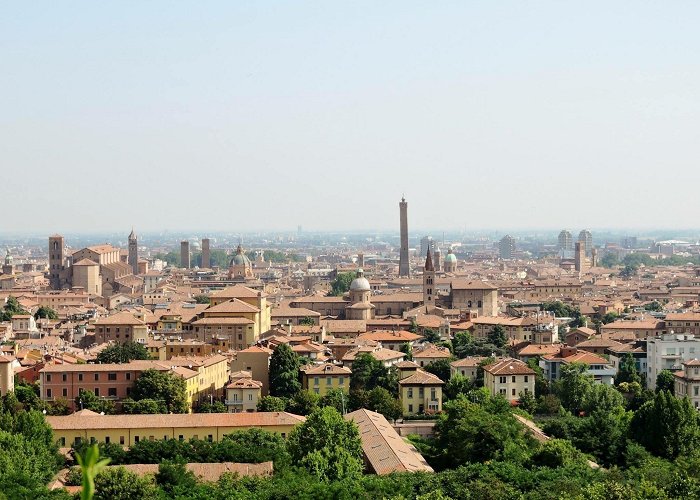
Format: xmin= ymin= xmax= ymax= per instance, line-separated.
xmin=349 ymin=268 xmax=370 ymax=292
xmin=444 ymin=248 xmax=457 ymax=263
xmin=230 ymin=245 xmax=251 ymax=267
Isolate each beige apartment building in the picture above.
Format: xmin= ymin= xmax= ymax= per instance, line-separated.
xmin=225 ymin=371 xmax=262 ymax=413
xmin=449 ymin=280 xmax=499 ymax=316
xmin=94 ymin=311 xmax=149 ymax=344
xmin=674 ymin=359 xmax=700 ymax=409
xmin=397 ymin=362 xmax=443 ymax=416
xmin=230 ymin=346 xmax=272 ymax=395
xmin=483 ymin=358 xmax=535 ymax=402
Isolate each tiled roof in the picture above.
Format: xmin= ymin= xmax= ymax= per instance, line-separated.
xmin=357 ymin=330 xmax=422 ymax=342
xmin=93 ymin=311 xmax=145 ymax=326
xmin=301 ymin=363 xmax=351 ymax=375
xmin=46 ymin=411 xmax=305 ymax=430
xmin=105 ymin=462 xmax=272 ymax=481
xmin=346 ymin=409 xmax=433 ymax=474
xmin=398 ymin=369 xmax=444 ymax=386
xmin=205 ymin=299 xmax=259 ymax=314
xmin=210 ymin=285 xmax=265 ymax=299
xmin=191 ymin=317 xmax=254 ymax=325
xmin=451 ymin=279 xmax=498 ymax=290
xmin=450 ymin=356 xmax=486 ymax=368
xmin=483 ymin=358 xmax=535 ymax=376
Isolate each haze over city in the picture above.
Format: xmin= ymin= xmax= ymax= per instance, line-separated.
xmin=4 ymin=2 xmax=700 ymax=232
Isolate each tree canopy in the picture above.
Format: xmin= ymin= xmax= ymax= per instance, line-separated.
xmin=329 ymin=272 xmax=355 ymax=296
xmin=269 ymin=344 xmax=301 ymax=398
xmin=96 ymin=341 xmax=151 ymax=364
xmin=129 ymin=369 xmax=189 ymax=414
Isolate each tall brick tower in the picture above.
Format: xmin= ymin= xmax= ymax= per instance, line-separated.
xmin=128 ymin=228 xmax=138 ymax=275
xmin=48 ymin=235 xmax=65 ymax=289
xmin=399 ymin=196 xmax=410 ymax=277
xmin=201 ymin=238 xmax=211 ymax=268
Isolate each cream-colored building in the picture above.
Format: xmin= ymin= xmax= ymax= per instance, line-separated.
xmin=483 ymin=358 xmax=535 ymax=402
xmin=225 ymin=371 xmax=262 ymax=413
xmin=397 ymin=363 xmax=443 ymax=416
xmin=230 ymin=346 xmax=272 ymax=395
xmin=0 ymin=355 xmax=15 ymax=396
xmin=301 ymin=363 xmax=351 ymax=396
xmin=449 ymin=357 xmax=486 ymax=381
xmin=674 ymin=359 xmax=700 ymax=409
xmin=94 ymin=311 xmax=149 ymax=344
xmin=46 ymin=410 xmax=305 ymax=447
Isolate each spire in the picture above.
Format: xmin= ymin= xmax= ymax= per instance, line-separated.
xmin=424 ymin=248 xmax=434 ymax=272
xmin=128 ymin=227 xmax=136 ymax=240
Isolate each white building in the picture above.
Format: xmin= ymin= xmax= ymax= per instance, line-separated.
xmin=647 ymin=333 xmax=700 ymax=390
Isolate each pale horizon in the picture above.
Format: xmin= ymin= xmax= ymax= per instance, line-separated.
xmin=3 ymin=2 xmax=700 ymax=232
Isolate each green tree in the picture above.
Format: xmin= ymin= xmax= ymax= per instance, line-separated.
xmin=557 ymin=362 xmax=594 ymax=414
xmin=299 ymin=316 xmax=316 ymax=326
xmin=518 ymin=390 xmax=537 ymax=414
xmin=121 ymin=398 xmax=161 ymax=415
xmin=194 ymin=401 xmax=227 ymax=413
xmin=34 ymin=306 xmax=58 ymax=320
xmin=193 ymin=294 xmax=210 ymax=304
xmin=616 ymin=353 xmax=641 ymax=385
xmin=424 ymin=359 xmax=452 ymax=382
xmin=131 ymin=369 xmax=189 ymax=414
xmin=155 ymin=461 xmax=197 ymax=497
xmin=93 ymin=466 xmax=156 ymax=500
xmin=257 ymin=395 xmax=287 ymax=412
xmin=656 ymin=369 xmax=675 ymax=394
xmin=631 ymin=390 xmax=700 ymax=459
xmin=365 ymin=387 xmax=402 ymax=421
xmin=269 ymin=344 xmax=301 ymax=398
xmin=444 ymin=374 xmax=473 ymax=401
xmin=75 ymin=390 xmax=116 ymax=414
xmin=287 ymin=406 xmax=363 ymax=481
xmin=529 ymin=439 xmax=586 ymax=468
xmin=422 ymin=329 xmax=442 ymax=344
xmin=433 ymin=394 xmax=532 ymax=469
xmin=0 ymin=296 xmax=28 ymax=321
xmin=581 ymin=383 xmax=625 ymax=415
xmin=600 ymin=253 xmax=620 ymax=268
xmin=488 ymin=325 xmax=508 ymax=348
xmin=287 ymin=390 xmax=321 ymax=416
xmin=526 ymin=358 xmax=549 ymax=396
xmin=96 ymin=341 xmax=151 ymax=364
xmin=644 ymin=301 xmax=663 ymax=312
xmin=319 ymin=388 xmax=348 ymax=414
xmin=329 ymin=272 xmax=355 ymax=296
xmin=350 ymin=353 xmax=385 ymax=392
xmin=602 ymin=311 xmax=620 ymax=324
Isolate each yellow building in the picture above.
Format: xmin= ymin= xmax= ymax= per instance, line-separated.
xmin=225 ymin=371 xmax=262 ymax=413
xmin=301 ymin=363 xmax=351 ymax=396
xmin=46 ymin=410 xmax=305 ymax=447
xmin=168 ymin=355 xmax=230 ymax=406
xmin=482 ymin=358 xmax=535 ymax=402
xmin=397 ymin=363 xmax=443 ymax=416
xmin=230 ymin=346 xmax=272 ymax=396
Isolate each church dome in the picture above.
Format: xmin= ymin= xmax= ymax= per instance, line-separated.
xmin=230 ymin=245 xmax=251 ymax=267
xmin=444 ymin=252 xmax=457 ymax=263
xmin=349 ymin=269 xmax=371 ymax=292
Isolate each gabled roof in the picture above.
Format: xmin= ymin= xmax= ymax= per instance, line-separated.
xmin=345 ymin=409 xmax=433 ymax=474
xmin=398 ymin=369 xmax=444 ymax=386
xmin=93 ymin=311 xmax=145 ymax=326
xmin=450 ymin=279 xmax=498 ymax=290
xmin=483 ymin=358 xmax=535 ymax=376
xmin=204 ymin=299 xmax=260 ymax=314
xmin=210 ymin=285 xmax=264 ymax=299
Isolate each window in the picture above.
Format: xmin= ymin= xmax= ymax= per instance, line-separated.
xmin=178 ymin=435 xmax=184 ymax=441
xmin=62 ymin=374 xmax=67 ymax=382
xmin=78 ymin=373 xmax=83 ymax=381
xmin=75 ymin=437 xmax=82 ymax=445
xmin=248 ymin=393 xmax=253 ymax=401
xmin=407 ymin=388 xmax=413 ymax=398
xmin=60 ymin=437 xmax=66 ymax=446
xmin=120 ymin=436 xmax=125 ymax=445
xmin=499 ymin=389 xmax=506 ymax=395
xmin=94 ymin=388 xmax=100 ymax=397
xmin=105 ymin=436 xmax=110 ymax=444
xmin=108 ymin=373 xmax=117 ymax=381
xmin=126 ymin=373 xmax=131 ymax=381
xmin=430 ymin=388 xmax=436 ymax=400
xmin=524 ymin=376 xmax=529 ymax=383
xmin=326 ymin=377 xmax=332 ymax=386
xmin=62 ymin=388 xmax=68 ymax=397
xmin=134 ymin=436 xmax=140 ymax=443
xmin=314 ymin=377 xmax=319 ymax=386
xmin=208 ymin=435 xmax=213 ymax=442
xmin=499 ymin=376 xmax=506 ymax=384
xmin=419 ymin=387 xmax=424 ymax=397
xmin=339 ymin=376 xmax=345 ymax=385
xmin=408 ymin=404 xmax=413 ymax=413
xmin=512 ymin=376 xmax=516 ymax=383
xmin=94 ymin=373 xmax=99 ymax=381
xmin=512 ymin=388 xmax=516 ymax=396
xmin=46 ymin=374 xmax=52 ymax=382
xmin=695 ymin=386 xmax=699 ymax=397
xmin=108 ymin=388 xmax=117 ymax=397
xmin=46 ymin=389 xmax=52 ymax=398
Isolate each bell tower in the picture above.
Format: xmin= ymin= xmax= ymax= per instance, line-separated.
xmin=128 ymin=228 xmax=138 ymax=275
xmin=423 ymin=248 xmax=435 ymax=311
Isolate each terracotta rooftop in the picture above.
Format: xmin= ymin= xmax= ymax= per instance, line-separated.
xmin=46 ymin=411 xmax=305 ymax=430
xmin=398 ymin=369 xmax=445 ymax=386
xmin=483 ymin=358 xmax=535 ymax=376
xmin=346 ymin=409 xmax=433 ymax=474
xmin=93 ymin=311 xmax=146 ymax=326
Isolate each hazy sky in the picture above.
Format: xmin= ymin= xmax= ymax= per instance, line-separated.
xmin=3 ymin=2 xmax=700 ymax=233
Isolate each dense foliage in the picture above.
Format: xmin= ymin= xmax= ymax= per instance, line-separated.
xmin=269 ymin=344 xmax=301 ymax=398
xmin=96 ymin=341 xmax=151 ymax=364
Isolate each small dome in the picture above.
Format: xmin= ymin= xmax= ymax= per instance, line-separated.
xmin=349 ymin=268 xmax=370 ymax=291
xmin=444 ymin=253 xmax=457 ymax=263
